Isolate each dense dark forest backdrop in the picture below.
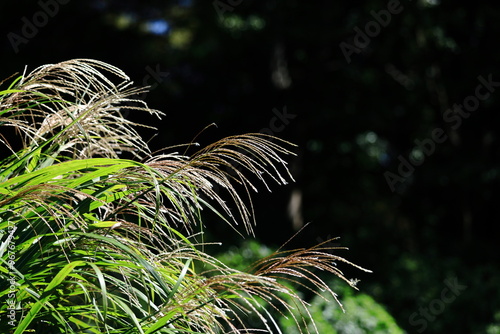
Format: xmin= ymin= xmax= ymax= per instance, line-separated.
xmin=1 ymin=1 xmax=499 ymax=332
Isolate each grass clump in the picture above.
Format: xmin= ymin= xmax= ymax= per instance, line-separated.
xmin=0 ymin=59 xmax=370 ymax=333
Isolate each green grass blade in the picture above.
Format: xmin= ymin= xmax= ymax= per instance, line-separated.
xmin=14 ymin=261 xmax=86 ymax=334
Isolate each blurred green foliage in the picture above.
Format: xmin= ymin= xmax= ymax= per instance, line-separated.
xmin=281 ymin=285 xmax=404 ymax=334
xmin=486 ymin=311 xmax=500 ymax=334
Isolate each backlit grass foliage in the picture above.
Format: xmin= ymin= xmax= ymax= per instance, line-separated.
xmin=0 ymin=59 xmax=370 ymax=333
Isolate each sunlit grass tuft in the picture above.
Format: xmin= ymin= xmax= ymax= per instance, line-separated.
xmin=0 ymin=59 xmax=370 ymax=333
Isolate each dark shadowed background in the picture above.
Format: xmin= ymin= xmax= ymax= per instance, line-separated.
xmin=1 ymin=1 xmax=499 ymax=332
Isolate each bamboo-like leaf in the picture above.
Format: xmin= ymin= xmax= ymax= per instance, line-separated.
xmin=165 ymin=258 xmax=192 ymax=303
xmin=14 ymin=261 xmax=86 ymax=334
